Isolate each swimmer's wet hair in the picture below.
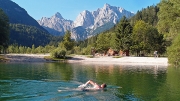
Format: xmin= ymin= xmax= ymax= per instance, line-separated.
xmin=102 ymin=83 xmax=107 ymax=88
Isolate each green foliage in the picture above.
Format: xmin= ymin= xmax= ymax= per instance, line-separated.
xmin=146 ymin=26 xmax=166 ymax=54
xmin=131 ymin=20 xmax=148 ymax=55
xmin=132 ymin=20 xmax=149 ymax=42
xmin=73 ymin=46 xmax=81 ymax=55
xmin=49 ymin=31 xmax=75 ymax=58
xmin=62 ymin=31 xmax=74 ymax=51
xmin=157 ymin=0 xmax=180 ymax=41
xmin=48 ymin=36 xmax=63 ymax=47
xmin=115 ymin=16 xmax=132 ymax=51
xmin=95 ymin=33 xmax=110 ymax=52
xmin=50 ymin=48 xmax=66 ymax=59
xmin=131 ymin=20 xmax=165 ymax=56
xmin=130 ymin=5 xmax=159 ymax=26
xmin=7 ymin=44 xmax=56 ymax=54
xmin=0 ymin=9 xmax=9 ymax=50
xmin=109 ymin=32 xmax=117 ymax=50
xmin=113 ymin=56 xmax=121 ymax=58
xmin=167 ymin=33 xmax=180 ymax=65
xmin=81 ymin=45 xmax=92 ymax=55
xmin=10 ymin=24 xmax=54 ymax=47
xmin=158 ymin=0 xmax=180 ymax=64
xmin=87 ymin=35 xmax=98 ymax=47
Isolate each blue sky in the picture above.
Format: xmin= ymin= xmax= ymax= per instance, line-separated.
xmin=11 ymin=0 xmax=160 ymax=21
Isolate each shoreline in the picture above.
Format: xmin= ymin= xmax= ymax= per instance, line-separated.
xmin=68 ymin=55 xmax=168 ymax=66
xmin=3 ymin=54 xmax=168 ymax=66
xmin=4 ymin=54 xmax=50 ymax=62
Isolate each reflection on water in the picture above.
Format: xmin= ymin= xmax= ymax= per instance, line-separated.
xmin=0 ymin=62 xmax=180 ymax=100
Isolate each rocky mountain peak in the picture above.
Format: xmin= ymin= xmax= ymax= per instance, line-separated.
xmin=73 ymin=10 xmax=94 ymax=28
xmin=53 ymin=12 xmax=63 ymax=19
xmin=103 ymin=3 xmax=111 ymax=9
xmin=38 ymin=12 xmax=73 ymax=36
xmin=38 ymin=3 xmax=134 ymax=40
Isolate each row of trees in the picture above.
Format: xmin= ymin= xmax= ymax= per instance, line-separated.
xmin=7 ymin=44 xmax=56 ymax=54
xmin=92 ymin=17 xmax=166 ymax=56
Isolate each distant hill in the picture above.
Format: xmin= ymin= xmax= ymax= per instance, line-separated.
xmin=10 ymin=24 xmax=53 ymax=47
xmin=0 ymin=0 xmax=53 ymax=47
xmin=0 ymin=0 xmax=47 ymax=32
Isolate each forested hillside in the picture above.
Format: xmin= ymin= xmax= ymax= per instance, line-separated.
xmin=130 ymin=5 xmax=159 ymax=26
xmin=10 ymin=24 xmax=54 ymax=47
xmin=0 ymin=0 xmax=47 ymax=32
xmin=0 ymin=0 xmax=56 ymax=47
xmin=0 ymin=8 xmax=9 ymax=51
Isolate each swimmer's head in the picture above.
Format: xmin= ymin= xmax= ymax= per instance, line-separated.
xmin=101 ymin=83 xmax=107 ymax=88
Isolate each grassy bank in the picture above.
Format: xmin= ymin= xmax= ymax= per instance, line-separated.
xmin=44 ymin=56 xmax=73 ymax=62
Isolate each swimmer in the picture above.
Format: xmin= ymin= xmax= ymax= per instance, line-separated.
xmin=58 ymin=80 xmax=107 ymax=92
xmin=79 ymin=80 xmax=106 ymax=90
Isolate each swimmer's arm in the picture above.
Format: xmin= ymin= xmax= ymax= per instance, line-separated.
xmin=85 ymin=80 xmax=96 ymax=86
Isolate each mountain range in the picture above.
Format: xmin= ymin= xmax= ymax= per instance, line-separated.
xmin=0 ymin=0 xmax=134 ymax=46
xmin=38 ymin=3 xmax=134 ymax=41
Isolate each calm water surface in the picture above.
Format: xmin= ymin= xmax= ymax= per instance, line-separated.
xmin=0 ymin=62 xmax=180 ymax=101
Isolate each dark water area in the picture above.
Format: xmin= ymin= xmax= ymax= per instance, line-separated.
xmin=0 ymin=62 xmax=180 ymax=101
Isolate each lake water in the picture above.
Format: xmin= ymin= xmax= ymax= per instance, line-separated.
xmin=0 ymin=62 xmax=180 ymax=101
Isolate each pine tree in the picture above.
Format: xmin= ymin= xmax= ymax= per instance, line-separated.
xmin=115 ymin=16 xmax=132 ymax=51
xmin=62 ymin=30 xmax=74 ymax=51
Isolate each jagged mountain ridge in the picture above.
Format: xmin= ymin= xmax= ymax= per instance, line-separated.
xmin=38 ymin=12 xmax=73 ymax=36
xmin=38 ymin=3 xmax=134 ymax=41
xmin=74 ymin=3 xmax=134 ymax=29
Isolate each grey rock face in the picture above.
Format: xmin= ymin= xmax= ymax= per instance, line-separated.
xmin=38 ymin=4 xmax=134 ymax=40
xmin=73 ymin=10 xmax=94 ymax=28
xmin=38 ymin=12 xmax=73 ymax=36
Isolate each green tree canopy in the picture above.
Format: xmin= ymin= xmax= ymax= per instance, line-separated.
xmin=167 ymin=33 xmax=180 ymax=65
xmin=115 ymin=16 xmax=132 ymax=51
xmin=131 ymin=20 xmax=165 ymax=55
xmin=130 ymin=5 xmax=159 ymax=26
xmin=0 ymin=9 xmax=9 ymax=50
xmin=131 ymin=20 xmax=148 ymax=55
xmin=95 ymin=33 xmax=110 ymax=52
xmin=157 ymin=0 xmax=180 ymax=41
xmin=62 ymin=30 xmax=74 ymax=51
xmin=158 ymin=0 xmax=180 ymax=65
